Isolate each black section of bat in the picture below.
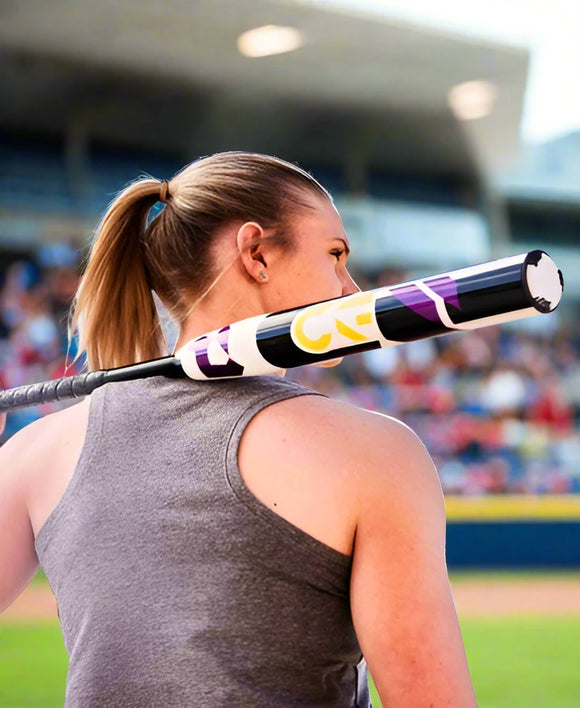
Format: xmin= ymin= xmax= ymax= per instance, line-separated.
xmin=450 ymin=264 xmax=530 ymax=324
xmin=374 ymin=295 xmax=451 ymax=342
xmin=0 ymin=357 xmax=184 ymax=412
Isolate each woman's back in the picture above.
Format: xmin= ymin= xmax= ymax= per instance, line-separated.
xmin=35 ymin=375 xmax=368 ymax=707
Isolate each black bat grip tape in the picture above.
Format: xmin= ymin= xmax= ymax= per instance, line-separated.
xmin=0 ymin=371 xmax=107 ymax=412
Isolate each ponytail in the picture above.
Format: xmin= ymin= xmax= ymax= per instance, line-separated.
xmin=72 ymin=151 xmax=332 ymax=371
xmin=72 ymin=179 xmax=167 ymax=370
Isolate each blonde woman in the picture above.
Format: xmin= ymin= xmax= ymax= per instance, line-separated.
xmin=0 ymin=152 xmax=476 ymax=707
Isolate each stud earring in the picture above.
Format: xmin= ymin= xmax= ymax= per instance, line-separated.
xmin=259 ymin=272 xmax=267 ymax=280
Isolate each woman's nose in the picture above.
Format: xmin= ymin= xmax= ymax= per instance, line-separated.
xmin=342 ymin=269 xmax=360 ymax=297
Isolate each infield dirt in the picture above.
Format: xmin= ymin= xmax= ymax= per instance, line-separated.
xmin=2 ymin=573 xmax=580 ymax=624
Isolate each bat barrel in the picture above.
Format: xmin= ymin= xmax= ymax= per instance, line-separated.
xmin=178 ymin=250 xmax=564 ymax=379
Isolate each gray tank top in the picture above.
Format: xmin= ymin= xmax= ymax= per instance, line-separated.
xmin=35 ymin=375 xmax=370 ymax=707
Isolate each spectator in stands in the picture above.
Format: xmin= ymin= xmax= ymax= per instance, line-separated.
xmin=528 ymin=375 xmax=574 ymax=433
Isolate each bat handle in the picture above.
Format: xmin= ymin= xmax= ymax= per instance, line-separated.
xmin=0 ymin=371 xmax=107 ymax=412
xmin=0 ymin=357 xmax=185 ymax=413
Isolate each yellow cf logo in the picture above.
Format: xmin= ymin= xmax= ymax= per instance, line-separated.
xmin=291 ymin=291 xmax=376 ymax=354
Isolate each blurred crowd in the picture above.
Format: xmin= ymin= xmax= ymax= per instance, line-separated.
xmin=0 ymin=246 xmax=84 ymax=440
xmin=2 ymin=255 xmax=580 ymax=495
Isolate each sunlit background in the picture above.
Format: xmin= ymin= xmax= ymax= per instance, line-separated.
xmin=0 ymin=2 xmax=579 ymax=706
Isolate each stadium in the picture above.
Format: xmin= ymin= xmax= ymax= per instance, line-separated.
xmin=0 ymin=1 xmax=579 ymax=706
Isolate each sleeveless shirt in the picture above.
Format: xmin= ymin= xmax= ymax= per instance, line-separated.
xmin=35 ymin=375 xmax=370 ymax=707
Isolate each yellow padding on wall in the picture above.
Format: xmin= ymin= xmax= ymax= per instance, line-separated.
xmin=445 ymin=495 xmax=580 ymax=521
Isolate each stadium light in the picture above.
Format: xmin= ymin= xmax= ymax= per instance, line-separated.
xmin=448 ymin=79 xmax=498 ymax=121
xmin=236 ymin=25 xmax=305 ymax=58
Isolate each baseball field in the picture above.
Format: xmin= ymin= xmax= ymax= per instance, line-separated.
xmin=1 ymin=571 xmax=579 ymax=707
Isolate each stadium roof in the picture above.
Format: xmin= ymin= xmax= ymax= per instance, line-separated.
xmin=0 ymin=0 xmax=528 ymax=178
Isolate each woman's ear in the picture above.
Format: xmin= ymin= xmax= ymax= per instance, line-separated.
xmin=237 ymin=222 xmax=270 ymax=283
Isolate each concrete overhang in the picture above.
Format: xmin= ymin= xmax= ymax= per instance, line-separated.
xmin=0 ymin=0 xmax=528 ymax=177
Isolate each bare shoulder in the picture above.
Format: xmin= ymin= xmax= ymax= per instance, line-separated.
xmin=244 ymin=393 xmax=442 ymax=522
xmin=256 ymin=392 xmax=419 ymax=444
xmin=239 ymin=392 xmax=427 ymax=556
xmin=255 ymin=394 xmax=436 ymax=483
xmin=1 ymin=399 xmax=89 ymax=458
xmin=0 ymin=399 xmax=90 ymax=485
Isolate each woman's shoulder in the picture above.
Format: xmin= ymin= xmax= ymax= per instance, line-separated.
xmin=248 ymin=391 xmax=434 ymax=490
xmin=261 ymin=392 xmax=420 ymax=445
xmin=0 ymin=399 xmax=90 ymax=472
xmin=239 ymin=390 xmax=442 ymax=558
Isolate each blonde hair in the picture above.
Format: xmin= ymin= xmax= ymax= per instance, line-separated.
xmin=72 ymin=152 xmax=330 ymax=370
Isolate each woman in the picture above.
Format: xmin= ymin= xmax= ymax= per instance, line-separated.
xmin=0 ymin=152 xmax=476 ymax=707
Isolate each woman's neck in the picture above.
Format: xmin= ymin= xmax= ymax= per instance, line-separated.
xmin=173 ymin=285 xmax=263 ymax=352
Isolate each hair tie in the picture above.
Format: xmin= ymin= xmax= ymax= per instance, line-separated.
xmin=159 ymin=180 xmax=170 ymax=204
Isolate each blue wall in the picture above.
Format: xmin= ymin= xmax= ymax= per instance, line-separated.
xmin=446 ymin=521 xmax=580 ymax=568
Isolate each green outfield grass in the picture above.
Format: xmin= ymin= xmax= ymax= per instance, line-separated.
xmin=370 ymin=615 xmax=580 ymax=708
xmin=1 ymin=606 xmax=579 ymax=707
xmin=460 ymin=616 xmax=580 ymax=708
xmin=0 ymin=622 xmax=66 ymax=708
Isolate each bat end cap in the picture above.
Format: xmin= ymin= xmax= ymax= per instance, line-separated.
xmin=525 ymin=251 xmax=564 ymax=313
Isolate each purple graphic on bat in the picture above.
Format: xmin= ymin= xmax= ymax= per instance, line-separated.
xmin=189 ymin=326 xmax=244 ymax=378
xmin=390 ymin=276 xmax=460 ymax=323
xmin=425 ymin=276 xmax=461 ymax=309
